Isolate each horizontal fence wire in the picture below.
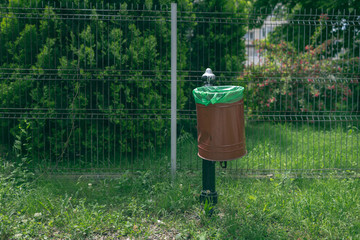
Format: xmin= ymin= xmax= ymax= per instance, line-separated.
xmin=0 ymin=2 xmax=359 ymax=176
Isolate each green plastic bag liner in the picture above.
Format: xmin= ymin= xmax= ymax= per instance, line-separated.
xmin=192 ymin=86 xmax=244 ymax=106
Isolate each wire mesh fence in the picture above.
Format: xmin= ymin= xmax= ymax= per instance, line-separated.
xmin=176 ymin=6 xmax=360 ymax=175
xmin=0 ymin=2 xmax=359 ymax=175
xmin=0 ymin=2 xmax=173 ymax=173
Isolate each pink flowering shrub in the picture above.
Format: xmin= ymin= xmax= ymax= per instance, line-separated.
xmin=239 ymin=40 xmax=360 ymax=116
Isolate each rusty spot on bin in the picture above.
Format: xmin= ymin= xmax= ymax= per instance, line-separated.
xmin=196 ymin=99 xmax=246 ymax=161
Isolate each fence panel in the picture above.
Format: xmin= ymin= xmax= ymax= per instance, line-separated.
xmin=0 ymin=2 xmax=172 ymax=173
xmin=177 ymin=7 xmax=360 ymax=175
xmin=0 ymin=2 xmax=359 ymax=175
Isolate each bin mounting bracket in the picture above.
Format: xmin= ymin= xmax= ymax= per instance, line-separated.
xmin=220 ymin=161 xmax=227 ymax=169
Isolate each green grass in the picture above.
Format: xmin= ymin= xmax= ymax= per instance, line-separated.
xmin=1 ymin=123 xmax=360 ymax=239
xmin=1 ymin=158 xmax=360 ymax=239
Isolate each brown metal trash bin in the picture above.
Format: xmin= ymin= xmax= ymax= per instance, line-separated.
xmin=196 ymin=99 xmax=246 ymax=161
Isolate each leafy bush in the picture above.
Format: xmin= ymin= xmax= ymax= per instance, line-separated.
xmin=239 ymin=39 xmax=359 ymax=116
xmin=239 ymin=13 xmax=359 ymax=116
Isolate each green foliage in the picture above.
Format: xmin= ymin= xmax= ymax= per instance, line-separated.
xmin=13 ymin=119 xmax=33 ymax=164
xmin=239 ymin=39 xmax=360 ymax=115
xmin=240 ymin=4 xmax=360 ymax=119
xmin=251 ymin=0 xmax=360 ymax=13
xmin=250 ymin=1 xmax=360 ymax=55
xmin=201 ymin=198 xmax=215 ymax=219
xmin=0 ymin=0 xmax=247 ymax=166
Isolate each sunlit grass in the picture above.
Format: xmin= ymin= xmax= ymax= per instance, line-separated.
xmin=178 ymin=122 xmax=360 ymax=174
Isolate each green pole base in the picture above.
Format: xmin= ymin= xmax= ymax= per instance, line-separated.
xmin=200 ymin=159 xmax=218 ymax=205
xmin=200 ymin=190 xmax=218 ymax=205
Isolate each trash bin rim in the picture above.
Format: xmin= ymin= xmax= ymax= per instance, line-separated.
xmin=193 ymin=85 xmax=244 ymax=94
xmin=192 ymin=85 xmax=244 ymax=106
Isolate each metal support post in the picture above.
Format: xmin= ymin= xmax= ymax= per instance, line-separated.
xmin=170 ymin=3 xmax=177 ymax=180
xmin=200 ymin=159 xmax=218 ymax=205
xmin=199 ymin=68 xmax=218 ymax=206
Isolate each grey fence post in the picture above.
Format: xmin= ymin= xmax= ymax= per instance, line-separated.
xmin=171 ymin=3 xmax=177 ymax=179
